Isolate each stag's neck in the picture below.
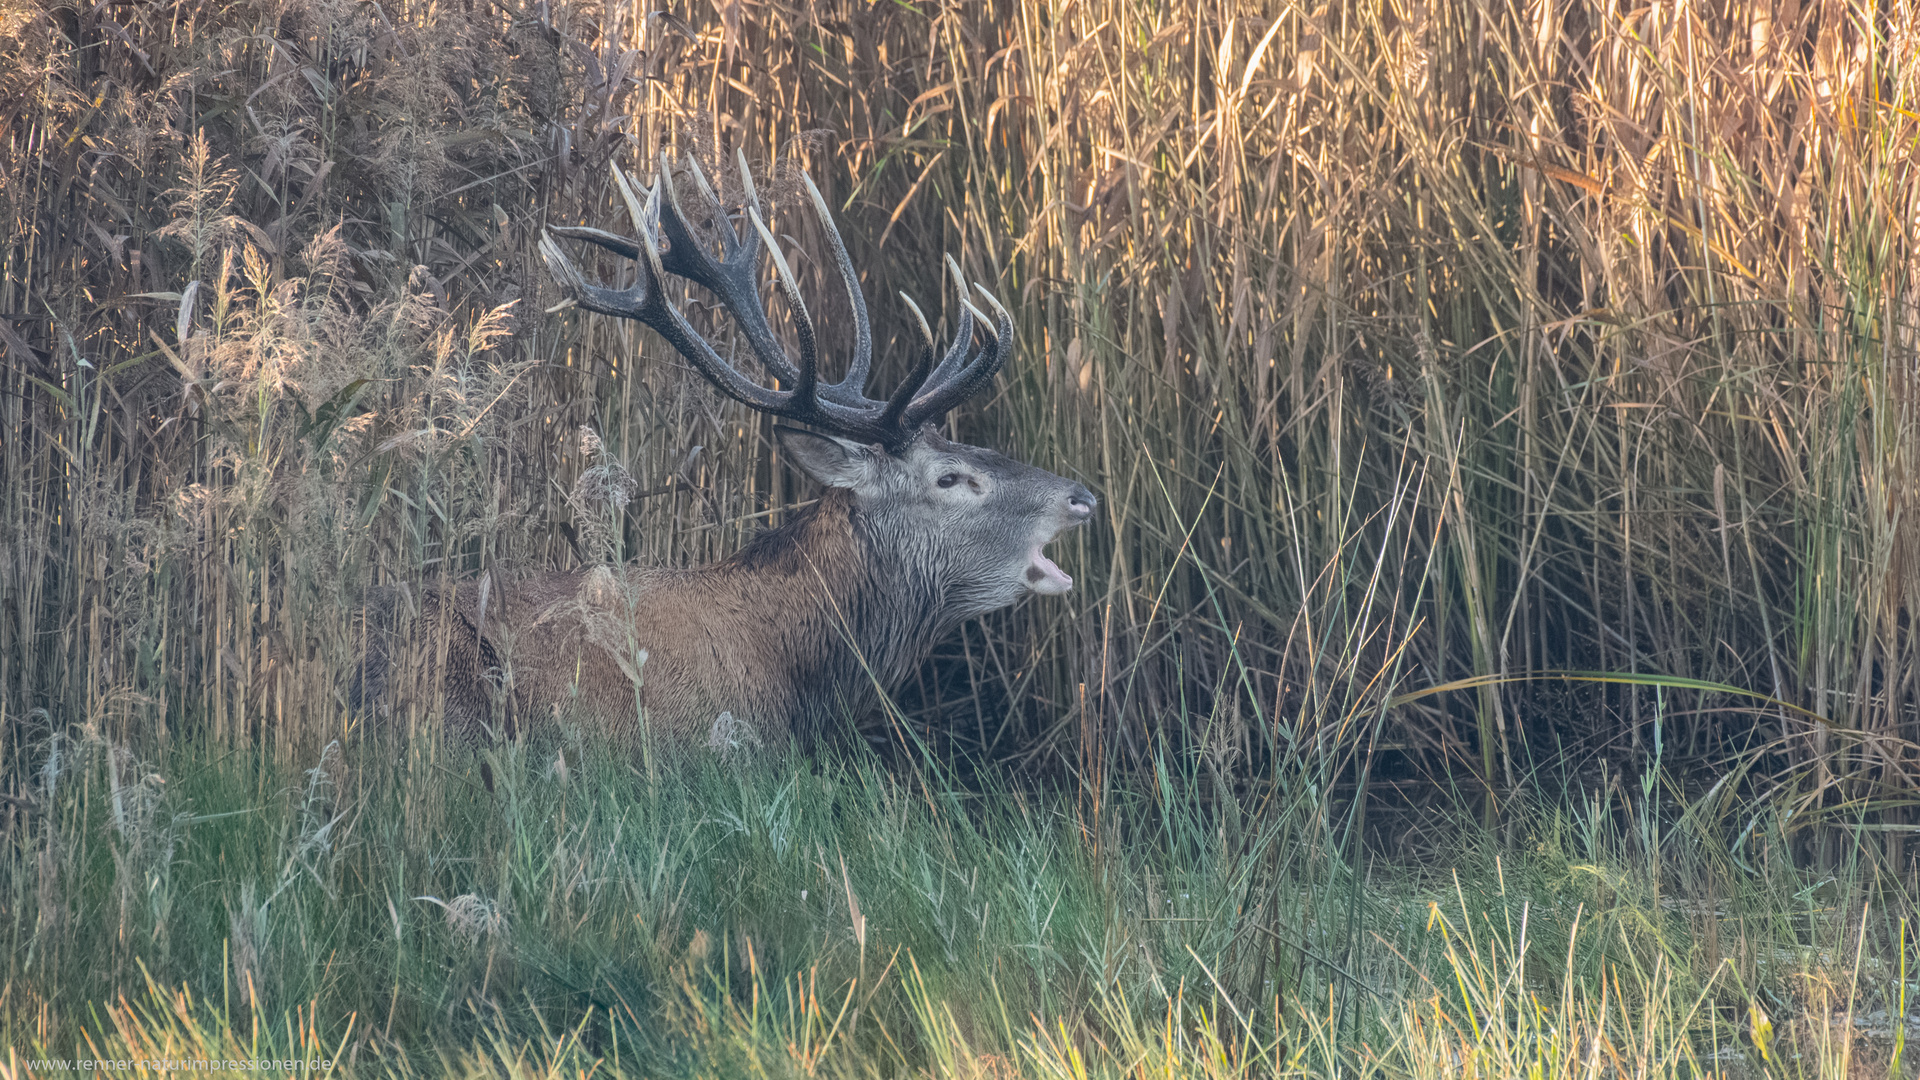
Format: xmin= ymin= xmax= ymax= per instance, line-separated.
xmin=709 ymin=490 xmax=946 ymax=723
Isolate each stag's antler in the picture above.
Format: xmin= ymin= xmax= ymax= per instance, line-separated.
xmin=540 ymin=152 xmax=1014 ymax=450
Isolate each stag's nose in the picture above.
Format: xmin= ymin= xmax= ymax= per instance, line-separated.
xmin=1065 ymin=485 xmax=1097 ymax=521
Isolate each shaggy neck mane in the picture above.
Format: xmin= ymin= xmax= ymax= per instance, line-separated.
xmin=711 ymin=489 xmax=946 ymax=728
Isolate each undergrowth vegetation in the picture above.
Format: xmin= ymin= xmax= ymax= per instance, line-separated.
xmin=2 ymin=0 xmax=1917 ymax=1070
xmin=4 ymin=731 xmax=1914 ymax=1076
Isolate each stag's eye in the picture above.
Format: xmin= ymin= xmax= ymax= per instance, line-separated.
xmin=936 ymin=473 xmax=965 ymax=489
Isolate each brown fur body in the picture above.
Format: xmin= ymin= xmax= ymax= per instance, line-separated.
xmin=427 ymin=490 xmax=953 ymax=751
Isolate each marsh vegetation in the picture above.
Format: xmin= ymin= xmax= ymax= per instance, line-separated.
xmin=2 ymin=0 xmax=1917 ymax=1073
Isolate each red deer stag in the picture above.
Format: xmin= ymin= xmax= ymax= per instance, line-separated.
xmin=361 ymin=153 xmax=1095 ymax=754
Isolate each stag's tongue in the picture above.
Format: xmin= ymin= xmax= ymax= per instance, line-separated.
xmin=1025 ymin=546 xmax=1074 ymax=595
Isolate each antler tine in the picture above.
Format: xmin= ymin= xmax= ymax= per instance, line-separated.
xmin=745 ymin=200 xmax=819 ymax=406
xmin=898 ymin=290 xmax=935 ymax=347
xmin=611 ymin=162 xmax=652 ymax=239
xmin=973 ymin=281 xmax=1014 ymax=329
xmin=539 ymin=228 xmax=650 ymax=320
xmin=878 ymin=293 xmax=939 ymax=435
xmin=537 ymin=229 xmax=589 ymax=291
xmin=651 ymin=152 xmax=801 ymax=386
xmin=682 ymin=153 xmax=741 ymax=257
xmin=651 ymin=152 xmax=725 ymax=285
xmin=734 ymin=148 xmax=763 ymax=219
xmin=917 ymin=255 xmax=979 ymax=392
xmin=902 ymin=276 xmax=1016 ymax=429
xmin=801 ymin=172 xmax=874 ymax=405
xmin=545 ymin=224 xmax=642 ymax=262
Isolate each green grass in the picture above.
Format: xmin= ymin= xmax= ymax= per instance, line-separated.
xmin=3 ymin=726 xmax=1912 ymax=1076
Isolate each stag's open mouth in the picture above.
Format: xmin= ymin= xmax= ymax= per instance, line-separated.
xmin=1025 ymin=544 xmax=1074 ymax=595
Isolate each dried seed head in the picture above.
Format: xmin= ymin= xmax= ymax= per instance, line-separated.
xmin=444 ymin=893 xmax=505 ymax=943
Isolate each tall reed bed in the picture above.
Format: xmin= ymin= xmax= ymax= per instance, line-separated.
xmin=4 ymin=0 xmax=1915 ymax=794
xmin=947 ymin=0 xmax=1920 ymax=792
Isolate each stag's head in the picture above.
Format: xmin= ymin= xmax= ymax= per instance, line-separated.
xmin=540 ymin=152 xmax=1095 ymax=617
xmin=777 ymin=426 xmax=1094 ymax=615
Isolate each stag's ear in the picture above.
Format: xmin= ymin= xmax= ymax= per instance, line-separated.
xmin=775 ymin=428 xmax=879 ymax=489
